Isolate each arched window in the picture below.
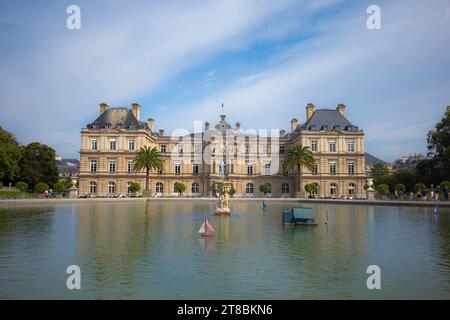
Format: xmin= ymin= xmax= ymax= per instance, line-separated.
xmin=173 ymin=183 xmax=178 ymax=193
xmin=246 ymin=183 xmax=254 ymax=195
xmin=156 ymin=182 xmax=163 ymax=194
xmin=281 ymin=183 xmax=289 ymax=195
xmin=89 ymin=181 xmax=96 ymax=194
xmin=108 ymin=182 xmax=116 ymax=194
xmin=267 ymin=183 xmax=272 ymax=194
xmin=192 ymin=182 xmax=199 ymax=194
xmin=348 ymin=183 xmax=355 ymax=196
xmin=330 ymin=183 xmax=337 ymax=196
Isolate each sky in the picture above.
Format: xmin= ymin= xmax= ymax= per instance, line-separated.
xmin=0 ymin=0 xmax=449 ymax=161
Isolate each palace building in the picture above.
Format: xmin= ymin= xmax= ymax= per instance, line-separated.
xmin=78 ymin=102 xmax=366 ymax=198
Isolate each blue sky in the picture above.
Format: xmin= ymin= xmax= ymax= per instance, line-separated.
xmin=0 ymin=0 xmax=449 ymax=161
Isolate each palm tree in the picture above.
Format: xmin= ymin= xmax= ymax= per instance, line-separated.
xmin=133 ymin=146 xmax=164 ymax=192
xmin=283 ymin=143 xmax=314 ymax=194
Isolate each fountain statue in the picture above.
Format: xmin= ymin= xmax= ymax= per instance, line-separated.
xmin=214 ymin=183 xmax=232 ymax=216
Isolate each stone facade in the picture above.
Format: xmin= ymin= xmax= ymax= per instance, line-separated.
xmin=79 ymin=102 xmax=366 ymax=198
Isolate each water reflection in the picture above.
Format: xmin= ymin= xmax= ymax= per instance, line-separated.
xmin=0 ymin=201 xmax=449 ymax=299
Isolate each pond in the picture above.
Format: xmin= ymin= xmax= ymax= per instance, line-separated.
xmin=0 ymin=200 xmax=449 ymax=299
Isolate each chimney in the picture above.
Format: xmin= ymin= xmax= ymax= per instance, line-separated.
xmin=204 ymin=121 xmax=210 ymax=131
xmin=280 ymin=129 xmax=286 ymax=137
xmin=147 ymin=118 xmax=154 ymax=131
xmin=306 ymin=103 xmax=315 ymax=120
xmin=99 ymin=102 xmax=109 ymax=114
xmin=159 ymin=129 xmax=165 ymax=136
xmin=337 ymin=103 xmax=346 ymax=116
xmin=235 ymin=122 xmax=241 ymax=131
xmin=291 ymin=118 xmax=298 ymax=133
xmin=131 ymin=102 xmax=140 ymax=120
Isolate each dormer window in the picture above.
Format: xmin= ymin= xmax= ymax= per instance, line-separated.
xmin=322 ymin=125 xmax=328 ymax=131
xmin=129 ymin=124 xmax=136 ymax=129
xmin=334 ymin=125 xmax=341 ymax=131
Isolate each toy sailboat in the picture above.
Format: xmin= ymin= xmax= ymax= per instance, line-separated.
xmin=198 ymin=217 xmax=215 ymax=236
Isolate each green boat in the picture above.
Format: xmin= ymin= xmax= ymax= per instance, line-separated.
xmin=282 ymin=207 xmax=317 ymax=226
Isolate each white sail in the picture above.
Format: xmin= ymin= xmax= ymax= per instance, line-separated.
xmin=198 ymin=222 xmax=206 ymax=234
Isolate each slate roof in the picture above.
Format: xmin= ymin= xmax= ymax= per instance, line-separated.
xmin=365 ymin=152 xmax=387 ymax=165
xmin=87 ymin=108 xmax=145 ymax=129
xmin=297 ymin=109 xmax=359 ymax=132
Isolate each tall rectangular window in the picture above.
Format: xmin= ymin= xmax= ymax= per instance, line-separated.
xmin=90 ymin=160 xmax=97 ymax=173
xmin=91 ymin=139 xmax=98 ymax=150
xmin=330 ymin=161 xmax=336 ymax=175
xmin=127 ymin=160 xmax=133 ymax=173
xmin=245 ymin=145 xmax=251 ymax=154
xmin=160 ymin=145 xmax=166 ymax=153
xmin=193 ymin=163 xmax=199 ymax=175
xmin=312 ymin=162 xmax=318 ymax=175
xmin=109 ymin=139 xmax=116 ymax=150
xmin=348 ymin=161 xmax=355 ymax=174
xmin=264 ymin=163 xmax=271 ymax=175
xmin=279 ymin=145 xmax=285 ymax=154
xmin=247 ymin=165 xmax=253 ymax=175
xmin=174 ymin=163 xmax=181 ymax=175
xmin=329 ymin=140 xmax=336 ymax=152
xmin=109 ymin=160 xmax=116 ymax=173
xmin=311 ymin=140 xmax=318 ymax=152
xmin=347 ymin=139 xmax=355 ymax=152
xmin=194 ymin=144 xmax=201 ymax=154
xmin=128 ymin=139 xmax=135 ymax=150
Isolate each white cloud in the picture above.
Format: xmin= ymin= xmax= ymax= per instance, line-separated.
xmin=156 ymin=0 xmax=450 ymax=162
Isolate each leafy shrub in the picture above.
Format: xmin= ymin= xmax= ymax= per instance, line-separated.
xmin=375 ymin=184 xmax=390 ymax=194
xmin=394 ymin=183 xmax=406 ymax=193
xmin=174 ymin=182 xmax=186 ymax=195
xmin=128 ymin=182 xmax=140 ymax=194
xmin=414 ymin=183 xmax=427 ymax=192
xmin=15 ymin=181 xmax=28 ymax=192
xmin=35 ymin=182 xmax=49 ymax=193
xmin=440 ymin=181 xmax=450 ymax=190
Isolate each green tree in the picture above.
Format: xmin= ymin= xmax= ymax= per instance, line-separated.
xmin=391 ymin=169 xmax=418 ymax=192
xmin=414 ymin=183 xmax=427 ymax=192
xmin=53 ymin=181 xmax=67 ymax=193
xmin=370 ymin=164 xmax=390 ymax=186
xmin=128 ymin=182 xmax=140 ymax=194
xmin=133 ymin=146 xmax=164 ymax=192
xmin=15 ymin=181 xmax=28 ymax=192
xmin=394 ymin=183 xmax=406 ymax=193
xmin=259 ymin=183 xmax=271 ymax=196
xmin=0 ymin=127 xmax=22 ymax=183
xmin=282 ymin=143 xmax=314 ymax=193
xmin=174 ymin=182 xmax=186 ymax=195
xmin=35 ymin=182 xmax=49 ymax=193
xmin=20 ymin=142 xmax=58 ymax=187
xmin=304 ymin=183 xmax=318 ymax=197
xmin=375 ymin=184 xmax=390 ymax=194
xmin=440 ymin=181 xmax=450 ymax=190
xmin=228 ymin=186 xmax=236 ymax=198
xmin=427 ymin=106 xmax=450 ymax=181
xmin=210 ymin=182 xmax=224 ymax=194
